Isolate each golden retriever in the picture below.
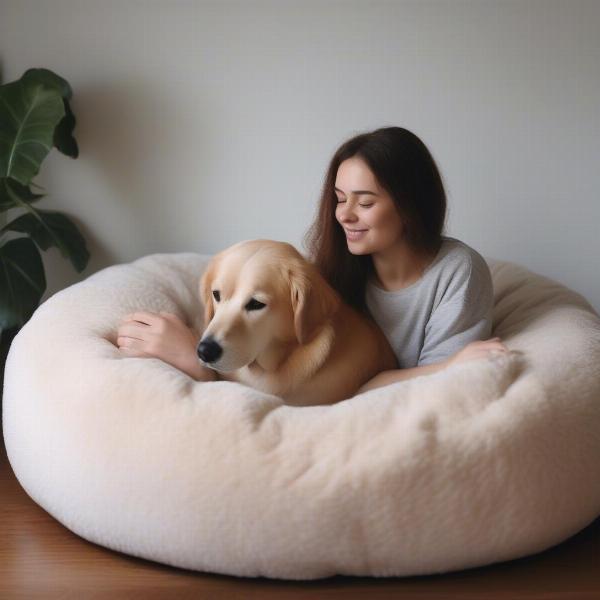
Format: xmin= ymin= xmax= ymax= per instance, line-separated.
xmin=197 ymin=239 xmax=398 ymax=405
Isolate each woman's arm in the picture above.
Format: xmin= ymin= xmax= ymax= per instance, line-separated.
xmin=179 ymin=356 xmax=219 ymax=382
xmin=117 ymin=311 xmax=218 ymax=382
xmin=357 ymin=360 xmax=449 ymax=394
xmin=356 ymin=337 xmax=509 ymax=394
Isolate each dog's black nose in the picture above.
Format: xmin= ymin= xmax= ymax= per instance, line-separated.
xmin=197 ymin=337 xmax=223 ymax=363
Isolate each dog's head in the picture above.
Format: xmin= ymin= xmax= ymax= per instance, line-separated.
xmin=197 ymin=240 xmax=340 ymax=372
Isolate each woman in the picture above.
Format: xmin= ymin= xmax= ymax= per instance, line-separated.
xmin=117 ymin=126 xmax=508 ymax=390
xmin=303 ymin=126 xmax=508 ymax=393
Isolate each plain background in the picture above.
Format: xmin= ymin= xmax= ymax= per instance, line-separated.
xmin=1 ymin=0 xmax=599 ymax=312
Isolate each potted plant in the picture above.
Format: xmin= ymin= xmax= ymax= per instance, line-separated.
xmin=0 ymin=68 xmax=90 ymax=393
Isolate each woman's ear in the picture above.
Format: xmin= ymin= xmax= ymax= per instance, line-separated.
xmin=199 ymin=257 xmax=219 ymax=330
xmin=289 ymin=261 xmax=340 ymax=345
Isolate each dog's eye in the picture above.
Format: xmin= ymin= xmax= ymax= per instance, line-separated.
xmin=245 ymin=298 xmax=266 ymax=312
xmin=212 ymin=290 xmax=220 ymax=302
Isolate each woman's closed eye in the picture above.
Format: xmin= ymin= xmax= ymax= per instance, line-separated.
xmin=336 ymin=198 xmax=374 ymax=208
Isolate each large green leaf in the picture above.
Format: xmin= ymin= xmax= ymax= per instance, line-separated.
xmin=22 ymin=68 xmax=78 ymax=158
xmin=22 ymin=68 xmax=73 ymax=100
xmin=0 ymin=176 xmax=45 ymax=211
xmin=0 ymin=237 xmax=46 ymax=330
xmin=54 ymin=99 xmax=79 ymax=158
xmin=0 ymin=68 xmax=81 ymax=185
xmin=0 ymin=78 xmax=65 ymax=184
xmin=2 ymin=208 xmax=90 ymax=273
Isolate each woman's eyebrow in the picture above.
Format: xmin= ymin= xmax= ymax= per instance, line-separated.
xmin=334 ymin=187 xmax=378 ymax=196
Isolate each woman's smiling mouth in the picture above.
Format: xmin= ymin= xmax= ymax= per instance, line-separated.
xmin=345 ymin=229 xmax=369 ymax=240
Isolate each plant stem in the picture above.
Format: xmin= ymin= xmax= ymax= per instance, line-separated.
xmin=0 ymin=209 xmax=8 ymax=245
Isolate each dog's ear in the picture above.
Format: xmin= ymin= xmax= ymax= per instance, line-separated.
xmin=289 ymin=261 xmax=341 ymax=345
xmin=199 ymin=257 xmax=219 ymax=329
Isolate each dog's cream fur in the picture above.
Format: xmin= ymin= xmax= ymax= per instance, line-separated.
xmin=198 ymin=239 xmax=398 ymax=405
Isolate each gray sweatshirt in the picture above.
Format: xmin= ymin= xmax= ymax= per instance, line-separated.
xmin=365 ymin=236 xmax=494 ymax=368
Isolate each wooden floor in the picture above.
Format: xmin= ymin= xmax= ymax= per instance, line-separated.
xmin=1 ymin=436 xmax=599 ymax=599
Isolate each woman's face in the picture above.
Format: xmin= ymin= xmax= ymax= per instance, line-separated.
xmin=334 ymin=156 xmax=404 ymax=255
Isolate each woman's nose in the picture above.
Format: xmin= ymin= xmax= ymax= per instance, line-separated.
xmin=337 ymin=204 xmax=357 ymax=222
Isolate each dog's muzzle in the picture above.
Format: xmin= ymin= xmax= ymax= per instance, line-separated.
xmin=197 ymin=336 xmax=223 ymax=363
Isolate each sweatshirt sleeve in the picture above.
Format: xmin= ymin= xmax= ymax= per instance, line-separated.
xmin=418 ymin=255 xmax=494 ymax=366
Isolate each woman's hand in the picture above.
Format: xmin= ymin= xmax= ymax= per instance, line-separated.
xmin=447 ymin=337 xmax=509 ymax=367
xmin=117 ymin=311 xmax=213 ymax=380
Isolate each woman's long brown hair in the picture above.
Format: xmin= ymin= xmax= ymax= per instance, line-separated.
xmin=302 ymin=126 xmax=448 ymax=318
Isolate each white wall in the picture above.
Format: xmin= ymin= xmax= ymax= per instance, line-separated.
xmin=1 ymin=0 xmax=599 ymax=311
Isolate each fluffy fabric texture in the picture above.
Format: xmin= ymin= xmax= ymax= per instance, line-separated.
xmin=3 ymin=253 xmax=600 ymax=580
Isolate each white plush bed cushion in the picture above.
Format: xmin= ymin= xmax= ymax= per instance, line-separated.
xmin=3 ymin=252 xmax=600 ymax=580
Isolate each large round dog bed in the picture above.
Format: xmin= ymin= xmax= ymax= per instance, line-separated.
xmin=3 ymin=252 xmax=600 ymax=580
